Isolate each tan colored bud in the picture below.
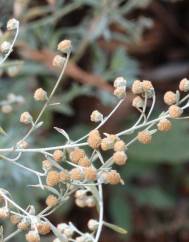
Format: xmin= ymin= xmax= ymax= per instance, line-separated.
xmin=34 ymin=88 xmax=47 ymax=101
xmin=59 ymin=169 xmax=70 ymax=182
xmin=137 ymin=130 xmax=152 ymax=144
xmin=37 ymin=222 xmax=51 ymax=235
xmin=164 ymin=91 xmax=176 ymax=105
xmin=179 ymin=78 xmax=189 ymax=92
xmin=57 ymin=40 xmax=72 ymax=53
xmin=7 ymin=18 xmax=19 ymax=30
xmin=114 ymin=140 xmax=126 ymax=152
xmin=157 ymin=118 xmax=172 ymax=132
xmin=46 ymin=194 xmax=58 ymax=207
xmin=46 ymin=170 xmax=60 ymax=187
xmin=87 ymin=129 xmax=101 ymax=149
xmin=132 ymin=80 xmax=143 ymax=94
xmin=114 ymin=86 xmax=126 ymax=98
xmin=83 ymin=167 xmax=97 ymax=181
xmin=112 ymin=151 xmax=127 ymax=166
xmin=78 ymin=156 xmax=91 ymax=167
xmin=69 ymin=148 xmax=85 ymax=164
xmin=132 ymin=96 xmax=144 ymax=108
xmin=20 ymin=112 xmax=32 ymax=124
xmin=25 ymin=231 xmax=40 ymax=242
xmin=52 ymin=55 xmax=66 ymax=68
xmin=90 ymin=110 xmax=103 ymax=122
xmin=53 ymin=149 xmax=64 ymax=162
xmin=70 ymin=168 xmax=83 ymax=181
xmin=168 ymin=105 xmax=183 ymax=118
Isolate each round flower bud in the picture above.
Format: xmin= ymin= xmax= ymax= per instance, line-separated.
xmin=179 ymin=78 xmax=189 ymax=92
xmin=137 ymin=130 xmax=152 ymax=144
xmin=132 ymin=96 xmax=144 ymax=109
xmin=34 ymin=88 xmax=47 ymax=101
xmin=46 ymin=170 xmax=60 ymax=187
xmin=20 ymin=112 xmax=32 ymax=124
xmin=53 ymin=149 xmax=64 ymax=162
xmin=157 ymin=118 xmax=172 ymax=132
xmin=131 ymin=80 xmax=143 ymax=94
xmin=37 ymin=222 xmax=51 ymax=235
xmin=164 ymin=91 xmax=176 ymax=105
xmin=57 ymin=40 xmax=72 ymax=53
xmin=114 ymin=76 xmax=127 ymax=88
xmin=69 ymin=148 xmax=85 ymax=164
xmin=112 ymin=151 xmax=127 ymax=166
xmin=52 ymin=55 xmax=66 ymax=68
xmin=0 ymin=41 xmax=11 ymax=53
xmin=25 ymin=231 xmax=40 ymax=242
xmin=70 ymin=168 xmax=84 ymax=181
xmin=17 ymin=220 xmax=29 ymax=231
xmin=90 ymin=110 xmax=103 ymax=122
xmin=106 ymin=170 xmax=122 ymax=185
xmin=75 ymin=190 xmax=87 ymax=199
xmin=59 ymin=169 xmax=70 ymax=182
xmin=17 ymin=140 xmax=29 ymax=149
xmin=7 ymin=18 xmax=19 ymax=30
xmin=0 ymin=207 xmax=9 ymax=219
xmin=78 ymin=157 xmax=91 ymax=167
xmin=168 ymin=105 xmax=183 ymax=118
xmin=114 ymin=140 xmax=126 ymax=152
xmin=87 ymin=129 xmax=101 ymax=149
xmin=101 ymin=134 xmax=117 ymax=151
xmin=114 ymin=86 xmax=126 ymax=98
xmin=75 ymin=198 xmax=86 ymax=208
xmin=10 ymin=214 xmax=21 ymax=224
xmin=42 ymin=159 xmax=52 ymax=171
xmin=84 ymin=167 xmax=97 ymax=181
xmin=86 ymin=196 xmax=96 ymax=207
xmin=46 ymin=194 xmax=58 ymax=207
xmin=142 ymin=80 xmax=153 ymax=92
xmin=1 ymin=104 xmax=13 ymax=113
xmin=88 ymin=219 xmax=98 ymax=231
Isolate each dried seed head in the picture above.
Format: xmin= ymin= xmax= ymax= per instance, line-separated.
xmin=0 ymin=207 xmax=9 ymax=219
xmin=84 ymin=167 xmax=97 ymax=181
xmin=132 ymin=96 xmax=144 ymax=109
xmin=114 ymin=76 xmax=127 ymax=88
xmin=46 ymin=170 xmax=60 ymax=187
xmin=20 ymin=112 xmax=32 ymax=124
xmin=157 ymin=118 xmax=172 ymax=132
xmin=17 ymin=140 xmax=29 ymax=149
xmin=112 ymin=151 xmax=127 ymax=166
xmin=46 ymin=195 xmax=58 ymax=207
xmin=168 ymin=105 xmax=183 ymax=118
xmin=114 ymin=86 xmax=126 ymax=98
xmin=132 ymin=80 xmax=143 ymax=94
xmin=137 ymin=130 xmax=152 ymax=144
xmin=37 ymin=222 xmax=51 ymax=235
xmin=90 ymin=110 xmax=103 ymax=122
xmin=114 ymin=140 xmax=126 ymax=152
xmin=69 ymin=148 xmax=85 ymax=164
xmin=42 ymin=160 xmax=52 ymax=171
xmin=70 ymin=168 xmax=84 ymax=180
xmin=53 ymin=149 xmax=64 ymax=162
xmin=87 ymin=129 xmax=101 ymax=149
xmin=7 ymin=18 xmax=19 ymax=30
xmin=106 ymin=170 xmax=122 ymax=185
xmin=101 ymin=134 xmax=117 ymax=151
xmin=78 ymin=156 xmax=91 ymax=167
xmin=164 ymin=91 xmax=176 ymax=105
xmin=57 ymin=40 xmax=72 ymax=53
xmin=17 ymin=220 xmax=29 ymax=231
xmin=88 ymin=219 xmax=98 ymax=231
xmin=0 ymin=41 xmax=11 ymax=53
xmin=52 ymin=55 xmax=66 ymax=68
xmin=34 ymin=88 xmax=47 ymax=101
xmin=59 ymin=169 xmax=70 ymax=182
xmin=179 ymin=78 xmax=189 ymax=92
xmin=86 ymin=196 xmax=96 ymax=207
xmin=25 ymin=231 xmax=40 ymax=242
xmin=1 ymin=104 xmax=13 ymax=113
xmin=142 ymin=80 xmax=153 ymax=92
xmin=10 ymin=214 xmax=21 ymax=224
xmin=75 ymin=198 xmax=86 ymax=208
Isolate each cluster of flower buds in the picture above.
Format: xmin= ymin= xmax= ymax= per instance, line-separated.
xmin=113 ymin=76 xmax=127 ymax=98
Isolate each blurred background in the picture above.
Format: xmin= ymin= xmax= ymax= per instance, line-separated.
xmin=0 ymin=0 xmax=189 ymax=241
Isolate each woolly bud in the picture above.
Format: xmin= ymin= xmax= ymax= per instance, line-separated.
xmin=57 ymin=40 xmax=72 ymax=53
xmin=75 ymin=198 xmax=86 ymax=208
xmin=78 ymin=157 xmax=91 ymax=167
xmin=142 ymin=80 xmax=153 ymax=92
xmin=0 ymin=207 xmax=9 ymax=219
xmin=70 ymin=168 xmax=84 ymax=181
xmin=25 ymin=231 xmax=40 ymax=242
xmin=179 ymin=78 xmax=189 ymax=92
xmin=17 ymin=220 xmax=29 ymax=231
xmin=17 ymin=140 xmax=29 ymax=149
xmin=114 ymin=140 xmax=126 ymax=152
xmin=1 ymin=104 xmax=13 ymax=113
xmin=84 ymin=167 xmax=97 ymax=181
xmin=46 ymin=195 xmax=58 ymax=207
xmin=75 ymin=190 xmax=87 ymax=199
xmin=168 ymin=105 xmax=183 ymax=118
xmin=69 ymin=148 xmax=85 ymax=164
xmin=137 ymin=130 xmax=152 ymax=144
xmin=52 ymin=55 xmax=66 ymax=68
xmin=112 ymin=151 xmax=127 ymax=166
xmin=46 ymin=170 xmax=60 ymax=187
xmin=0 ymin=41 xmax=11 ymax=53
xmin=157 ymin=118 xmax=172 ymax=132
xmin=131 ymin=80 xmax=143 ymax=94
xmin=7 ymin=18 xmax=19 ymax=30
xmin=59 ymin=170 xmax=70 ymax=182
xmin=53 ymin=149 xmax=64 ymax=162
xmin=106 ymin=170 xmax=122 ymax=185
xmin=37 ymin=222 xmax=51 ymax=235
xmin=114 ymin=86 xmax=126 ymax=98
xmin=132 ymin=96 xmax=144 ymax=109
xmin=86 ymin=196 xmax=96 ymax=207
xmin=42 ymin=160 xmax=52 ymax=171
xmin=87 ymin=129 xmax=101 ymax=149
xmin=34 ymin=88 xmax=47 ymax=101
xmin=90 ymin=110 xmax=103 ymax=122
xmin=88 ymin=219 xmax=98 ymax=231
xmin=101 ymin=134 xmax=117 ymax=151
xmin=164 ymin=91 xmax=176 ymax=105
xmin=10 ymin=214 xmax=21 ymax=224
xmin=114 ymin=76 xmax=127 ymax=88
xmin=20 ymin=112 xmax=32 ymax=124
